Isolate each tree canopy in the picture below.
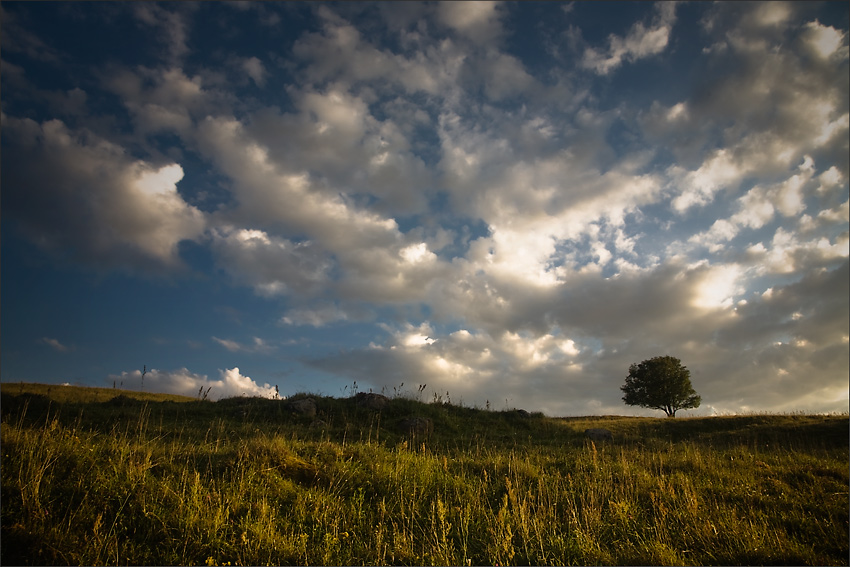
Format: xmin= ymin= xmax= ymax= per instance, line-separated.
xmin=621 ymin=356 xmax=701 ymax=417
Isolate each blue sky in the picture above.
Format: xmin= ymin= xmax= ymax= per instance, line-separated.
xmin=2 ymin=1 xmax=848 ymax=416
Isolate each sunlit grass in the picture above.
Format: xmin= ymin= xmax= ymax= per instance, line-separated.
xmin=1 ymin=383 xmax=847 ymax=565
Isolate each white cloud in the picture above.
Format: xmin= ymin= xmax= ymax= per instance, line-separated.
xmin=760 ymin=228 xmax=849 ymax=274
xmin=686 ymin=156 xmax=819 ymax=250
xmin=210 ymin=227 xmax=331 ymax=297
xmin=103 ymin=66 xmax=213 ymax=137
xmin=690 ymin=262 xmax=745 ymax=310
xmin=773 ymin=156 xmax=813 ymax=216
xmin=733 ymin=187 xmax=777 ymax=230
xmin=2 ymin=115 xmax=206 ymax=270
xmin=478 ymin=52 xmax=536 ymax=101
xmin=41 ymin=337 xmax=73 ymax=353
xmin=109 ymin=367 xmax=276 ymax=400
xmin=200 ymin=123 xmax=334 ymax=228
xmin=817 ymin=166 xmax=845 ymax=195
xmin=400 ymin=242 xmax=437 ymax=265
xmin=200 ymin=98 xmax=429 ymax=221
xmin=582 ymin=2 xmax=677 ymax=74
xmin=311 ymin=255 xmax=849 ymax=415
xmin=132 ymin=4 xmax=191 ymax=64
xmin=647 ymin=7 xmax=848 ymax=197
xmin=4 ymin=2 xmax=847 ymax=416
xmin=804 ymin=200 xmax=849 ymax=233
xmin=800 ymin=20 xmax=847 ymax=60
xmin=670 ymin=149 xmax=742 ymax=213
xmin=242 ymin=56 xmax=267 ymax=87
xmin=309 ymin=324 xmax=590 ymax=412
xmin=281 ymin=302 xmax=361 ymax=327
xmin=211 ymin=337 xmax=242 ymax=352
xmin=436 ymin=1 xmax=503 ymax=44
xmin=196 ymin=107 xmax=456 ymax=304
xmin=393 ymin=322 xmax=437 ymax=348
xmin=435 ymin=107 xmax=664 ymax=295
xmin=291 ymin=9 xmax=465 ymax=97
xmin=212 ymin=336 xmax=275 ymax=354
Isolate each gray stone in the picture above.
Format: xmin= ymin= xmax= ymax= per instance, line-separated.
xmin=584 ymin=428 xmax=614 ymax=442
xmin=398 ymin=416 xmax=433 ymax=435
xmin=287 ymin=397 xmax=317 ymax=418
xmin=354 ymin=392 xmax=390 ymax=410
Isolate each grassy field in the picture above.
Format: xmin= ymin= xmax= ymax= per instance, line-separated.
xmin=1 ymin=382 xmax=847 ymax=566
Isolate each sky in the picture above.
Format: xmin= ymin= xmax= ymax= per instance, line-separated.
xmin=1 ymin=1 xmax=848 ymax=416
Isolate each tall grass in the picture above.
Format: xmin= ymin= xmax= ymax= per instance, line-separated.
xmin=1 ymin=385 xmax=847 ymax=565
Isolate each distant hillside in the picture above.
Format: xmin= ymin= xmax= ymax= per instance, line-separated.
xmin=0 ymin=381 xmax=197 ymax=404
xmin=1 ymin=381 xmax=846 ymax=449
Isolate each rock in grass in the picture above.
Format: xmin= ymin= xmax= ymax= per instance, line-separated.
xmin=354 ymin=392 xmax=390 ymax=410
xmin=398 ymin=416 xmax=433 ymax=435
xmin=584 ymin=428 xmax=614 ymax=441
xmin=287 ymin=397 xmax=317 ymax=418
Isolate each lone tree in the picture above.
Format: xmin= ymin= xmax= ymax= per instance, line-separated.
xmin=621 ymin=355 xmax=701 ymax=417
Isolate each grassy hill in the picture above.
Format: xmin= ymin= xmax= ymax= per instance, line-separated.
xmin=1 ymin=382 xmax=847 ymax=565
xmin=1 ymin=381 xmax=198 ymax=404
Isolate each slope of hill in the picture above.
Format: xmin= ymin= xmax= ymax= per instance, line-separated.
xmin=1 ymin=383 xmax=847 ymax=565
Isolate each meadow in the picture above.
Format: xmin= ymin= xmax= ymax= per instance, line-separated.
xmin=1 ymin=382 xmax=847 ymax=566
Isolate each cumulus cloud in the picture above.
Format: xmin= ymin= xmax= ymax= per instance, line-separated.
xmin=800 ymin=20 xmax=847 ymax=60
xmin=101 ymin=65 xmax=219 ymax=138
xmin=1 ymin=115 xmax=206 ymax=271
xmin=582 ymin=2 xmax=677 ymax=74
xmin=312 ymin=248 xmax=848 ymax=415
xmin=108 ymin=367 xmax=276 ymax=400
xmin=132 ymin=3 xmax=192 ymax=65
xmin=291 ymin=8 xmax=465 ymax=97
xmin=195 ymin=109 xmax=453 ymax=304
xmin=308 ymin=322 xmax=626 ymax=416
xmin=669 ymin=149 xmax=743 ymax=213
xmin=685 ymin=9 xmax=846 ymax=166
xmin=197 ymin=110 xmax=424 ymax=235
xmin=4 ymin=2 xmax=847 ymax=416
xmin=241 ymin=56 xmax=267 ymax=87
xmin=287 ymin=0 xmax=848 ymax=416
xmin=687 ymin=156 xmax=818 ymax=251
xmin=436 ymin=1 xmax=503 ymax=45
xmin=210 ymin=227 xmax=331 ymax=297
xmin=240 ymin=91 xmax=434 ymax=217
